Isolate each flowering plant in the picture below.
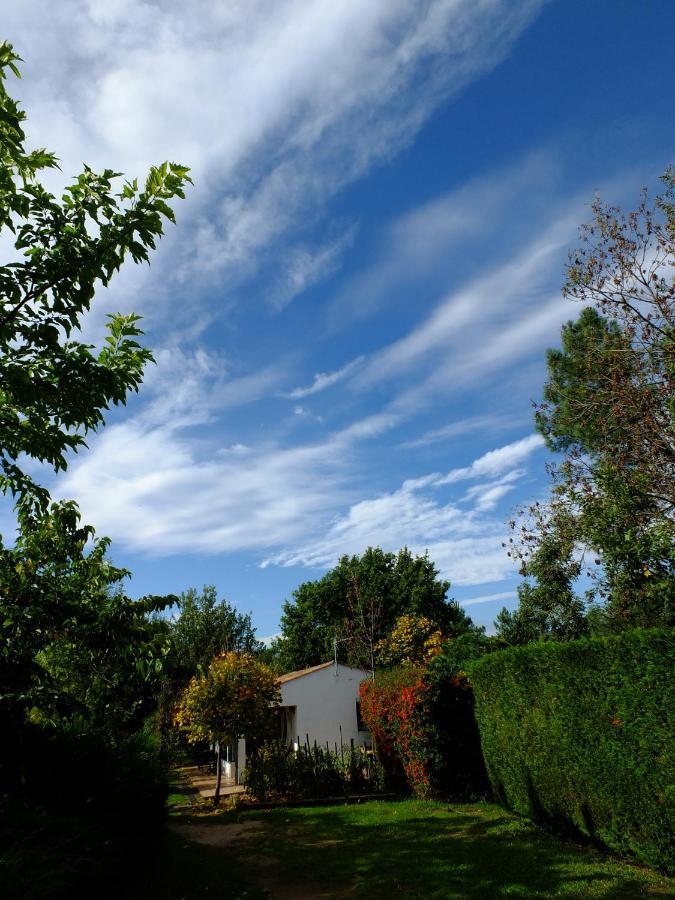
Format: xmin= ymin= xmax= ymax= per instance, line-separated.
xmin=359 ymin=633 xmax=496 ymax=799
xmin=359 ymin=667 xmax=434 ymax=796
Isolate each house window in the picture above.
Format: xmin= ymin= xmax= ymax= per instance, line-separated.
xmin=277 ymin=705 xmax=297 ymax=743
xmin=356 ymin=701 xmax=368 ymax=731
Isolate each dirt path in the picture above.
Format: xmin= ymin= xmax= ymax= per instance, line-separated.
xmin=170 ymin=818 xmax=338 ymax=900
xmin=176 ymin=764 xmax=246 ymax=801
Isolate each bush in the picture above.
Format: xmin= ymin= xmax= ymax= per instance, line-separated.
xmin=0 ymin=721 xmax=168 ymax=898
xmin=360 ymin=634 xmax=495 ymax=799
xmin=360 ymin=667 xmax=430 ymax=795
xmin=2 ymin=722 xmax=167 ymax=833
xmin=469 ymin=628 xmax=675 ymax=872
xmin=244 ymin=740 xmax=385 ymax=801
xmin=0 ymin=799 xmax=118 ymax=900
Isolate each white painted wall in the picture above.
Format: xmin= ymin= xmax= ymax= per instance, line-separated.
xmin=279 ymin=663 xmax=371 ymax=751
xmin=232 ymin=663 xmax=371 ymax=783
xmin=225 ymin=738 xmax=247 ymax=784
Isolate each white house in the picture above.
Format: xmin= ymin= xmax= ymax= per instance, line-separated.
xmin=225 ymin=661 xmax=371 ymax=784
xmin=276 ymin=661 xmax=372 ymax=750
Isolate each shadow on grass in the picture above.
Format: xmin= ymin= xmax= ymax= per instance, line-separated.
xmin=135 ymin=824 xmax=268 ymax=900
xmin=227 ymin=801 xmax=673 ymax=899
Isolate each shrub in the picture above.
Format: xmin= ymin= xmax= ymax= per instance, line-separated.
xmin=244 ymin=740 xmax=385 ymax=801
xmin=360 ymin=667 xmax=432 ymax=795
xmin=1 ymin=721 xmax=168 ymax=898
xmin=469 ymin=628 xmax=675 ymax=872
xmin=2 ymin=722 xmax=167 ymax=834
xmin=360 ymin=634 xmax=495 ymax=799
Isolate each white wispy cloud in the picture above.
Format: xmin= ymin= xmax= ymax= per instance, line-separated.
xmin=139 ymin=346 xmax=284 ymax=430
xmin=357 ymin=213 xmax=576 ymax=393
xmin=57 ymin=419 xmax=349 ymax=556
xmin=52 ymin=356 xmax=399 ymax=556
xmin=460 ymin=590 xmax=517 ymax=607
xmin=264 ymin=480 xmax=471 ymax=570
xmin=438 ymin=435 xmax=544 ymax=485
xmin=327 ymin=152 xmax=558 ymax=327
xmin=54 ymin=336 xmax=543 ymax=584
xmin=463 ymin=470 xmax=525 ymax=512
xmin=5 ymin=0 xmax=547 ymax=318
xmin=286 ymin=356 xmax=365 ymax=399
xmin=399 ymin=414 xmax=524 ymax=449
xmin=271 ymin=227 xmax=358 ymax=310
xmin=262 ymin=435 xmax=544 ymax=582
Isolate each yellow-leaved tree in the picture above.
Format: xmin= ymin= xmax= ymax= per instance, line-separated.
xmin=174 ymin=652 xmax=280 ymax=804
xmin=375 ymin=614 xmax=443 ymax=667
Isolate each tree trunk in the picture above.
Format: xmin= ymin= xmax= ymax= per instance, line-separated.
xmin=214 ymin=742 xmax=222 ymax=807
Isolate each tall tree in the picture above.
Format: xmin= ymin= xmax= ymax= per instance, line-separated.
xmin=496 ymin=514 xmax=587 ymax=644
xmin=503 ymin=170 xmax=675 ymax=633
xmin=0 ymin=42 xmax=189 ymax=737
xmin=169 ymin=585 xmax=261 ymax=680
xmin=275 ymin=546 xmax=474 ymax=671
xmin=538 ymin=173 xmax=675 ymax=509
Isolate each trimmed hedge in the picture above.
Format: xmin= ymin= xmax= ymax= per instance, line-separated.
xmin=469 ymin=629 xmax=675 ymax=872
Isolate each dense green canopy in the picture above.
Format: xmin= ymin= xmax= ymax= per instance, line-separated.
xmin=274 ymin=546 xmax=475 ymax=672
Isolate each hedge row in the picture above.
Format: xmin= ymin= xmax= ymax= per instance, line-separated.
xmin=468 ymin=629 xmax=675 ymax=872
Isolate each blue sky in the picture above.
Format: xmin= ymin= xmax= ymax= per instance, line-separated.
xmin=4 ymin=0 xmax=674 ymax=637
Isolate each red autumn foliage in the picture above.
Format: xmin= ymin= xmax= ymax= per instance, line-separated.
xmin=359 ymin=668 xmax=434 ymax=796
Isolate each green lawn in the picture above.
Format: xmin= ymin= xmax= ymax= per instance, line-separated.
xmin=138 ymin=799 xmax=675 ymax=899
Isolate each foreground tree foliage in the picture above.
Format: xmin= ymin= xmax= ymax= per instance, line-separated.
xmin=174 ymin=652 xmax=280 ymax=805
xmin=0 ymin=42 xmax=189 ymax=726
xmin=0 ymin=42 xmax=191 ymax=512
xmin=500 ymin=171 xmax=675 ymax=639
xmin=0 ymin=502 xmax=170 ymax=735
xmin=0 ymin=42 xmax=189 ymax=895
xmin=274 ymin=546 xmax=476 ymax=672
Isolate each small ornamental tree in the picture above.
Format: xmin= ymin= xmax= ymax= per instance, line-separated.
xmin=174 ymin=652 xmax=280 ymax=804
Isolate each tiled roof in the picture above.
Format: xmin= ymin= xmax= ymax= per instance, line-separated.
xmin=276 ymin=661 xmax=335 ymax=684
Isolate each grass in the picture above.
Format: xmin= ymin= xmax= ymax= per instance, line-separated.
xmin=1 ymin=798 xmax=121 ymax=900
xmin=166 ymin=770 xmax=200 ymax=810
xmin=137 ymin=798 xmax=675 ymax=899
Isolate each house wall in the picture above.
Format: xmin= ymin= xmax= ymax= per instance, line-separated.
xmin=280 ymin=663 xmax=371 ymax=750
xmin=225 ymin=738 xmax=247 ymax=785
